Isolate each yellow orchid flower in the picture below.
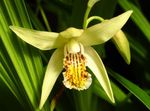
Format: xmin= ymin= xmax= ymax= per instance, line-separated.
xmin=9 ymin=10 xmax=132 ymax=109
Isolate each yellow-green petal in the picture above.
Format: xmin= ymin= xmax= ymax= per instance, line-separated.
xmin=85 ymin=47 xmax=115 ymax=103
xmin=9 ymin=26 xmax=66 ymax=50
xmin=78 ymin=10 xmax=133 ymax=46
xmin=59 ymin=27 xmax=83 ymax=39
xmin=39 ymin=48 xmax=64 ymax=109
xmin=112 ymin=30 xmax=131 ymax=64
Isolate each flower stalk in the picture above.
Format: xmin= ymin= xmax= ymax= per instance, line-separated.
xmin=83 ymin=0 xmax=101 ymax=29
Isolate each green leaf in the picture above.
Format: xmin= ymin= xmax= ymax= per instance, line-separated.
xmin=0 ymin=63 xmax=22 ymax=104
xmin=127 ymin=33 xmax=147 ymax=59
xmin=0 ymin=0 xmax=45 ymax=110
xmin=109 ymin=69 xmax=150 ymax=110
xmin=91 ymin=0 xmax=117 ymax=18
xmin=118 ymin=0 xmax=150 ymax=42
xmin=93 ymin=79 xmax=129 ymax=104
xmin=0 ymin=7 xmax=34 ymax=108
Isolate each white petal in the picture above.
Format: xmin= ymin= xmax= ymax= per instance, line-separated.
xmin=39 ymin=48 xmax=64 ymax=109
xmin=85 ymin=47 xmax=115 ymax=103
xmin=64 ymin=39 xmax=83 ymax=54
xmin=9 ymin=26 xmax=67 ymax=50
xmin=78 ymin=10 xmax=133 ymax=46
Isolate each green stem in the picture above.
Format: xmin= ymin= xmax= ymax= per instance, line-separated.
xmin=83 ymin=0 xmax=101 ymax=29
xmin=39 ymin=6 xmax=51 ymax=31
xmin=83 ymin=6 xmax=91 ymax=29
xmin=85 ymin=16 xmax=104 ymax=28
xmin=39 ymin=51 xmax=49 ymax=63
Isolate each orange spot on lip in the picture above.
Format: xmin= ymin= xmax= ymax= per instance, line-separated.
xmin=63 ymin=52 xmax=92 ymax=90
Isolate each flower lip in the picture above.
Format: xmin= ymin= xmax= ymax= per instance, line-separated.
xmin=63 ymin=40 xmax=92 ymax=90
xmin=59 ymin=27 xmax=83 ymax=39
xmin=63 ymin=52 xmax=92 ymax=90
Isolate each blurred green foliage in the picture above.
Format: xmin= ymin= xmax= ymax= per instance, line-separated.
xmin=0 ymin=0 xmax=150 ymax=111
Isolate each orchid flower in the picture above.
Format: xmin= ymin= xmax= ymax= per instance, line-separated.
xmin=9 ymin=10 xmax=132 ymax=109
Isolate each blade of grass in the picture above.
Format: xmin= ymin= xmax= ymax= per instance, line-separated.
xmin=39 ymin=5 xmax=51 ymax=31
xmin=44 ymin=0 xmax=70 ymax=30
xmin=0 ymin=7 xmax=35 ymax=110
xmin=0 ymin=0 xmax=44 ymax=110
xmin=127 ymin=34 xmax=147 ymax=59
xmin=0 ymin=52 xmax=32 ymax=111
xmin=73 ymin=88 xmax=93 ymax=111
xmin=109 ymin=69 xmax=150 ymax=110
xmin=0 ymin=63 xmax=22 ymax=105
xmin=118 ymin=0 xmax=150 ymax=42
xmin=93 ymin=79 xmax=129 ymax=104
xmin=27 ymin=6 xmax=45 ymax=30
xmin=11 ymin=0 xmax=42 ymax=99
xmin=91 ymin=0 xmax=117 ymax=18
xmin=15 ymin=0 xmax=45 ymax=98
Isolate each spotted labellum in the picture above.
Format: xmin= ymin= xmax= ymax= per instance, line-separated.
xmin=63 ymin=39 xmax=92 ymax=90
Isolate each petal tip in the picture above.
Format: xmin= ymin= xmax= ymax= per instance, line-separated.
xmin=124 ymin=10 xmax=133 ymax=18
xmin=127 ymin=10 xmax=133 ymax=14
xmin=9 ymin=25 xmax=18 ymax=30
xmin=126 ymin=56 xmax=131 ymax=65
xmin=9 ymin=25 xmax=12 ymax=28
xmin=110 ymin=94 xmax=115 ymax=104
xmin=9 ymin=25 xmax=14 ymax=30
xmin=119 ymin=10 xmax=133 ymax=21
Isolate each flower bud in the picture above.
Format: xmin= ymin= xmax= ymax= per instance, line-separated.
xmin=112 ymin=30 xmax=131 ymax=64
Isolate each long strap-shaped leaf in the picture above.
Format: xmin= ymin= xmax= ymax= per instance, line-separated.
xmin=0 ymin=5 xmax=35 ymax=109
xmin=118 ymin=0 xmax=150 ymax=42
xmin=109 ymin=69 xmax=150 ymax=110
xmin=0 ymin=0 xmax=45 ymax=110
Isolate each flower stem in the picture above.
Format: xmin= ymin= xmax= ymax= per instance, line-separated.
xmin=85 ymin=16 xmax=104 ymax=28
xmin=83 ymin=0 xmax=101 ymax=29
xmin=50 ymin=86 xmax=65 ymax=111
xmin=39 ymin=6 xmax=51 ymax=31
xmin=83 ymin=6 xmax=91 ymax=29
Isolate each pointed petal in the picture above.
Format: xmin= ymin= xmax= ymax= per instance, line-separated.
xmin=39 ymin=48 xmax=64 ymax=109
xmin=78 ymin=10 xmax=133 ymax=46
xmin=9 ymin=26 xmax=66 ymax=50
xmin=85 ymin=47 xmax=115 ymax=103
xmin=112 ymin=30 xmax=131 ymax=64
